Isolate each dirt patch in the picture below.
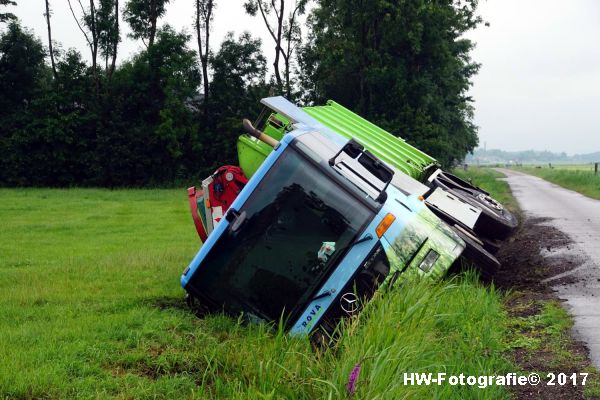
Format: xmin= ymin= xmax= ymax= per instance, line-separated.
xmin=494 ymin=217 xmax=599 ymax=399
xmin=494 ymin=217 xmax=575 ymax=291
xmin=147 ymin=296 xmax=190 ymax=311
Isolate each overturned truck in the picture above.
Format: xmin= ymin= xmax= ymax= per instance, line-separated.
xmin=181 ymin=97 xmax=516 ymax=337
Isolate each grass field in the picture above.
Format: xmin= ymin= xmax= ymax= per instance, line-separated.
xmin=511 ymin=166 xmax=600 ymax=200
xmin=0 ymin=187 xmax=521 ymax=399
xmin=533 ymin=164 xmax=597 ymax=172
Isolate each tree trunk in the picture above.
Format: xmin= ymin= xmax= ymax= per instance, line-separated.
xmin=284 ymin=56 xmax=290 ymax=97
xmin=89 ymin=0 xmax=99 ymax=92
xmin=195 ymin=0 xmax=213 ymax=113
xmin=149 ymin=0 xmax=157 ymax=47
xmin=202 ymin=1 xmax=211 ymax=103
xmin=273 ymin=0 xmax=284 ymax=90
xmin=108 ymin=0 xmax=119 ymax=80
xmin=44 ymin=0 xmax=58 ymax=81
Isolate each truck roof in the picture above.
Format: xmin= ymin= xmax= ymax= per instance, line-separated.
xmin=303 ymin=100 xmax=439 ymax=181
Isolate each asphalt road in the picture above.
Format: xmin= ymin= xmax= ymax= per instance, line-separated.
xmin=498 ymin=168 xmax=600 ymax=368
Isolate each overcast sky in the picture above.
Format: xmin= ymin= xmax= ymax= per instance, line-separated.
xmin=9 ymin=1 xmax=600 ymax=155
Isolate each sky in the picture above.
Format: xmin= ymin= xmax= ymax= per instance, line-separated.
xmin=467 ymin=0 xmax=600 ymax=154
xmin=8 ymin=0 xmax=600 ymax=155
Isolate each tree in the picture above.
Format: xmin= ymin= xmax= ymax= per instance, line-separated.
xmin=243 ymin=0 xmax=308 ymax=97
xmin=194 ymin=0 xmax=214 ymax=105
xmin=67 ymin=0 xmax=99 ymax=89
xmin=0 ymin=0 xmax=16 ymax=24
xmin=44 ymin=0 xmax=58 ymax=80
xmin=66 ymin=0 xmax=120 ymax=87
xmin=205 ymin=32 xmax=268 ymax=170
xmin=211 ymin=32 xmax=267 ymax=112
xmin=0 ymin=21 xmax=48 ymax=184
xmin=299 ymin=0 xmax=481 ymax=167
xmin=96 ymin=0 xmax=119 ymax=79
xmin=124 ymin=0 xmax=170 ymax=47
xmin=0 ymin=21 xmax=46 ymax=112
xmin=101 ymin=25 xmax=200 ymax=185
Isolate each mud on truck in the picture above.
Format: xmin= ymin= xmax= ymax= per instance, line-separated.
xmin=180 ymin=97 xmax=517 ymax=339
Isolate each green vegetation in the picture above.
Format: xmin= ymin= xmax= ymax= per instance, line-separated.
xmin=0 ymin=0 xmax=16 ymax=23
xmin=515 ymin=166 xmax=600 ymax=200
xmin=459 ymin=168 xmax=600 ymax=398
xmin=504 ymin=295 xmax=600 ymax=399
xmin=1 ymin=188 xmax=514 ymax=398
xmin=1 ymin=0 xmax=481 ymax=187
xmin=300 ymin=0 xmax=481 ymax=167
xmin=504 ymin=298 xmax=576 ymax=358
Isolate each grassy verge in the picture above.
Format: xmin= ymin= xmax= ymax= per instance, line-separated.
xmin=0 ymin=188 xmax=516 ymax=399
xmin=457 ymin=168 xmax=600 ymax=398
xmin=513 ymin=166 xmax=600 ymax=200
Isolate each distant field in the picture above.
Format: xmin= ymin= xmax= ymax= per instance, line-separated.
xmin=525 ymin=164 xmax=597 ymax=172
xmin=0 ymin=188 xmax=517 ymax=399
xmin=512 ymin=165 xmax=600 ymax=200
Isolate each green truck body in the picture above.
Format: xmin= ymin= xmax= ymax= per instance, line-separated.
xmin=238 ymin=100 xmax=437 ymax=181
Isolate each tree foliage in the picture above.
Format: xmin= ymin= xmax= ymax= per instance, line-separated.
xmin=194 ymin=0 xmax=215 ymax=105
xmin=243 ymin=0 xmax=309 ymax=97
xmin=0 ymin=0 xmax=483 ymax=186
xmin=201 ymin=32 xmax=269 ymax=172
xmin=124 ymin=0 xmax=170 ymax=47
xmin=0 ymin=19 xmax=268 ymax=186
xmin=0 ymin=0 xmax=16 ymax=24
xmin=299 ymin=0 xmax=481 ymax=166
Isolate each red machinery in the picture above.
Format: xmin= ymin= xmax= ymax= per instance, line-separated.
xmin=187 ymin=165 xmax=248 ymax=242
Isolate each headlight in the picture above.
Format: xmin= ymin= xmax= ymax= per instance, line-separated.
xmin=419 ymin=249 xmax=439 ymax=272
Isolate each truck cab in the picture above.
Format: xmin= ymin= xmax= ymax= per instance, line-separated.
xmin=181 ymin=118 xmax=465 ymax=337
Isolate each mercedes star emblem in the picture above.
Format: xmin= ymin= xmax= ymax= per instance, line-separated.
xmin=340 ymin=292 xmax=361 ymax=314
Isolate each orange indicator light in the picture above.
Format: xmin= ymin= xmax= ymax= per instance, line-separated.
xmin=376 ymin=213 xmax=396 ymax=238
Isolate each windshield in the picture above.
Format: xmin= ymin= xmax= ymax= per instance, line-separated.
xmin=187 ymin=145 xmax=374 ymax=323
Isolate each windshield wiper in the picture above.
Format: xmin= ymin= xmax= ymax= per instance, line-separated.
xmin=312 ymin=288 xmax=337 ymax=301
xmin=351 ymin=233 xmax=373 ymax=247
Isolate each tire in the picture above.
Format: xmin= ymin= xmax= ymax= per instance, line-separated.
xmin=432 ymin=172 xmax=518 ymax=240
xmin=460 ymin=188 xmax=517 ymax=240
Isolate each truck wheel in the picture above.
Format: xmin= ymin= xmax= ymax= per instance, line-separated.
xmin=432 ymin=173 xmax=517 ymax=240
xmin=452 ymin=226 xmax=500 ymax=280
xmin=456 ymin=188 xmax=517 ymax=240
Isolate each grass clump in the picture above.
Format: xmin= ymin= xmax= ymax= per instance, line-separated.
xmin=0 ymin=188 xmax=513 ymax=398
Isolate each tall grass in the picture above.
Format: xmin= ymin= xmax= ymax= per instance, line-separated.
xmin=0 ymin=188 xmax=512 ymax=398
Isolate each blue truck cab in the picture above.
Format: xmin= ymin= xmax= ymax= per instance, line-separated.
xmin=181 ymin=100 xmax=465 ymax=337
